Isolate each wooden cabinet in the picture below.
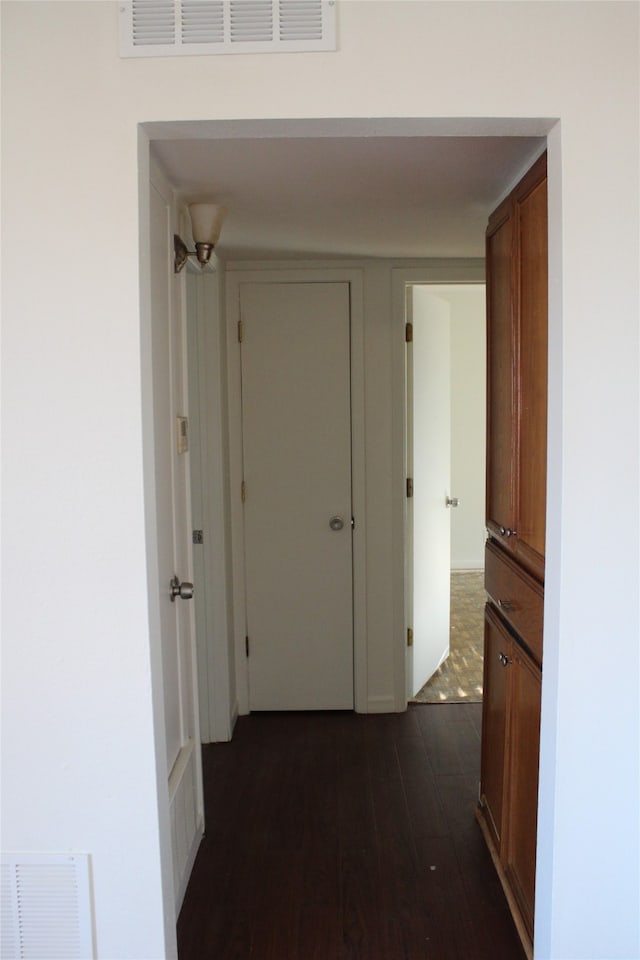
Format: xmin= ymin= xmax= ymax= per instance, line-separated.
xmin=479 ymin=152 xmax=547 ymax=960
xmin=486 ymin=153 xmax=548 ymax=583
xmin=505 ymin=639 xmax=541 ymax=940
xmin=480 ymin=604 xmax=541 ymax=945
xmin=480 ymin=606 xmax=511 ymax=852
xmin=484 ymin=539 xmax=543 ymax=667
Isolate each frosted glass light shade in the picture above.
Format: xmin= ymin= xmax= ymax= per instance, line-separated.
xmin=188 ymin=203 xmax=227 ymax=245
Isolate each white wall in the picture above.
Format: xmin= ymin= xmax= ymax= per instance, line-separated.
xmin=1 ymin=3 xmax=638 ymax=959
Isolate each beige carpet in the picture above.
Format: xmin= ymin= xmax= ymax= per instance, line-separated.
xmin=411 ymin=569 xmax=485 ymax=703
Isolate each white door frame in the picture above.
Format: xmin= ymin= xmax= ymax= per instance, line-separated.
xmin=391 ymin=264 xmax=486 ymax=706
xmin=225 ymin=266 xmax=367 ymax=715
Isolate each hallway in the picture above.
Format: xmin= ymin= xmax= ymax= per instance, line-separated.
xmin=177 ymin=705 xmax=524 ymax=959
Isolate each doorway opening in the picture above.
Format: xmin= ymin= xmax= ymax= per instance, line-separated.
xmin=405 ymin=282 xmax=486 ymax=704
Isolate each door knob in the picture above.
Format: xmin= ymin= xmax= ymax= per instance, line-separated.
xmin=446 ymin=496 xmax=460 ymax=508
xmin=329 ymin=516 xmax=344 ymax=531
xmin=170 ymin=575 xmax=194 ymax=602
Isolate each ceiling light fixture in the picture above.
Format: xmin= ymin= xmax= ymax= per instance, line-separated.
xmin=174 ymin=202 xmax=227 ymax=273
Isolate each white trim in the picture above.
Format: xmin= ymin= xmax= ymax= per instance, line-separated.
xmin=365 ymin=695 xmax=398 ymax=714
xmin=225 ymin=266 xmax=368 ymax=714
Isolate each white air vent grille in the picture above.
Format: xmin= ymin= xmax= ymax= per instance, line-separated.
xmin=279 ymin=1 xmax=323 ymax=40
xmin=131 ymin=0 xmax=175 ymax=46
xmin=181 ymin=1 xmax=225 ymax=44
xmin=1 ymin=854 xmax=94 ymax=960
xmin=230 ymin=1 xmax=273 ymax=42
xmin=120 ymin=0 xmax=336 ymax=56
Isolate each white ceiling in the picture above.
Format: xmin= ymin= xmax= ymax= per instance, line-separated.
xmin=152 ymin=128 xmax=545 ymax=261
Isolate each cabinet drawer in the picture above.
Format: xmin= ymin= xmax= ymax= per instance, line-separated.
xmin=485 ymin=540 xmax=543 ymax=665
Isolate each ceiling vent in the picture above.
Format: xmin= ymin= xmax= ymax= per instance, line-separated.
xmin=119 ymin=0 xmax=336 ymax=57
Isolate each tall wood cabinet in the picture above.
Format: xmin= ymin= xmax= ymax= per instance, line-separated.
xmin=478 ymin=152 xmax=547 ymax=959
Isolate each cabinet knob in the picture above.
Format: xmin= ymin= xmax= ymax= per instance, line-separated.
xmin=498 ymin=652 xmax=512 ymax=667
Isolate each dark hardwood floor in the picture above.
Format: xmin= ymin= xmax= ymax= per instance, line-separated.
xmin=177 ymin=704 xmax=525 ymax=959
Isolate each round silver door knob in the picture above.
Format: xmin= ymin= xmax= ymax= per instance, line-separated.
xmin=170 ymin=575 xmax=194 ymax=601
xmin=329 ymin=516 xmax=344 ymax=531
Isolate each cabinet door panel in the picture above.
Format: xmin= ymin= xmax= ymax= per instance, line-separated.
xmin=485 ymin=540 xmax=543 ymax=667
xmin=514 ymin=167 xmax=548 ymax=580
xmin=506 ymin=647 xmax=542 ymax=941
xmin=486 ymin=202 xmax=516 ymax=543
xmin=480 ymin=605 xmax=512 ymax=852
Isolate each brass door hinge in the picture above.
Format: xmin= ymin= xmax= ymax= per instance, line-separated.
xmin=245 ymin=636 xmax=250 ymax=658
xmin=238 ymin=319 xmax=244 ymax=343
xmin=405 ymin=321 xmax=413 ymax=343
xmin=406 ymin=477 xmax=413 ymax=498
xmin=241 ymin=480 xmax=246 ymax=503
xmin=407 ymin=627 xmax=414 ymax=647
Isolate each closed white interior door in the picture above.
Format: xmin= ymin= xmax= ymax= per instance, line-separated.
xmin=240 ymin=282 xmax=354 ymax=710
xmin=149 ymin=177 xmax=202 ymax=912
xmin=410 ymin=287 xmax=452 ymax=695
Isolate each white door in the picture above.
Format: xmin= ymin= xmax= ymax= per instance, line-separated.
xmin=149 ymin=177 xmax=202 ymax=911
xmin=409 ymin=287 xmax=452 ymax=696
xmin=240 ymin=282 xmax=353 ymax=711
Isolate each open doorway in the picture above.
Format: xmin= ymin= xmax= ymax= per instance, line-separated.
xmin=406 ymin=283 xmax=486 ymax=703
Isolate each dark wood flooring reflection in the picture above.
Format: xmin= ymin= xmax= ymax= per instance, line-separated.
xmin=177 ymin=705 xmax=524 ymax=960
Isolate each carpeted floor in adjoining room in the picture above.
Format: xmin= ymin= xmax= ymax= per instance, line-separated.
xmin=412 ymin=569 xmax=485 ymax=704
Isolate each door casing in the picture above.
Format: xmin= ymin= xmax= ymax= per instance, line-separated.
xmin=392 ymin=266 xmax=486 ymax=703
xmin=407 ymin=286 xmax=452 ymax=697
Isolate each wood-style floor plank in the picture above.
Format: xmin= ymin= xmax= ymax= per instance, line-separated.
xmin=177 ymin=705 xmax=525 ymax=960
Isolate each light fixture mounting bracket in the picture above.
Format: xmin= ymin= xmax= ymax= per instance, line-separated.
xmin=174 ymin=234 xmax=190 ymax=274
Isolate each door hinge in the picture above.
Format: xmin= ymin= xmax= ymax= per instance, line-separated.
xmin=406 ymin=477 xmax=413 ymax=498
xmin=176 ymin=415 xmax=189 ymax=454
xmin=192 ymin=529 xmax=204 ymax=545
xmin=407 ymin=627 xmax=414 ymax=647
xmin=405 ymin=321 xmax=413 ymax=343
xmin=241 ymin=480 xmax=246 ymax=503
xmin=238 ymin=319 xmax=243 ymax=343
xmin=245 ymin=635 xmax=250 ymax=658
